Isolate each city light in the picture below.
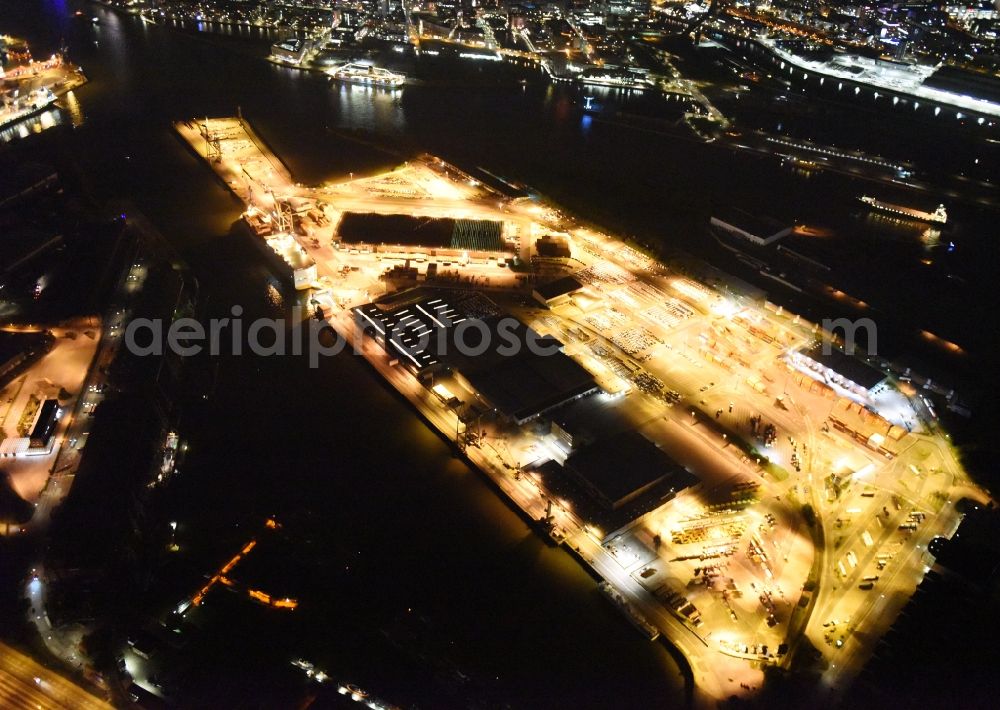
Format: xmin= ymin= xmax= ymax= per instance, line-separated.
xmin=1 ymin=3 xmax=994 ymax=708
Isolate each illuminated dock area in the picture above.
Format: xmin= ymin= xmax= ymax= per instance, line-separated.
xmin=0 ymin=47 xmax=88 ymax=131
xmin=177 ymin=117 xmax=988 ymax=706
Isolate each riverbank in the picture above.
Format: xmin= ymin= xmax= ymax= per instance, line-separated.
xmin=4 ymin=4 xmax=993 ymax=705
xmin=174 ymin=116 xmax=761 ymax=706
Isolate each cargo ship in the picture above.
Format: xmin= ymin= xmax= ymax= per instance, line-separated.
xmin=260 ymin=233 xmax=317 ymax=290
xmin=242 ymin=208 xmax=317 ymax=290
xmin=328 ymin=63 xmax=404 ymax=88
xmin=598 ymin=582 xmax=660 ymax=640
xmin=860 ymin=196 xmax=947 ymax=224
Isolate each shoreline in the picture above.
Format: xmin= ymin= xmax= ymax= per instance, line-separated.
xmin=173 ymin=116 xmax=725 ymax=704
xmin=0 ymin=60 xmax=87 ymax=132
xmin=170 ymin=108 xmax=981 ymax=705
xmin=327 ymin=303 xmax=701 ymax=692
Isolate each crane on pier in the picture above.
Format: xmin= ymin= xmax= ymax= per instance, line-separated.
xmin=270 ymin=191 xmax=294 ymax=233
xmin=199 ymin=117 xmax=223 ymax=163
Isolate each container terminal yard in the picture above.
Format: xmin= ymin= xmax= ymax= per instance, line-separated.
xmin=177 ymin=116 xmax=989 ymax=706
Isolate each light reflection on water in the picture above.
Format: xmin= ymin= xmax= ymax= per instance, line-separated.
xmin=61 ymin=89 xmax=84 ymax=126
xmin=168 ymin=17 xmax=284 ymax=42
xmin=862 ymin=212 xmax=940 ymax=243
xmin=0 ymin=107 xmax=65 ymax=143
xmin=264 ymin=279 xmax=284 ymax=312
xmin=921 ymin=226 xmax=942 ymax=251
xmin=331 ymin=81 xmax=407 ymax=134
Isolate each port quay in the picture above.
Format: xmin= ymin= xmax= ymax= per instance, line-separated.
xmin=176 ymin=116 xmax=987 ymax=706
xmin=0 ymin=39 xmax=87 ymax=133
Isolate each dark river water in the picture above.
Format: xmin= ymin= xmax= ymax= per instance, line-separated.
xmin=2 ymin=0 xmax=998 ymax=707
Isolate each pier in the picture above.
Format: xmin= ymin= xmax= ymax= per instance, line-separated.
xmin=175 ymin=117 xmax=977 ymax=708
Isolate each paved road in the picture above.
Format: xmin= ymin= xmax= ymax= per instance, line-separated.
xmin=0 ymin=641 xmax=111 ymax=710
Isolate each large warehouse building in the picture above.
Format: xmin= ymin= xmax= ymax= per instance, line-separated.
xmin=790 ymin=342 xmax=888 ymax=398
xmin=353 ymin=292 xmax=599 ymax=424
xmin=532 ymin=275 xmax=583 ymax=307
xmin=564 ymin=430 xmax=697 ymax=511
xmin=337 ymin=213 xmax=510 ymax=260
xmin=711 ymin=207 xmax=793 ymax=247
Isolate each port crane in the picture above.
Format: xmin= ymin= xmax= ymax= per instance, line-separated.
xmin=199 ymin=118 xmax=223 ymax=163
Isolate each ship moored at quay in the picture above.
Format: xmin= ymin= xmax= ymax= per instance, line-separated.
xmin=860 ymin=195 xmax=948 ymax=224
xmin=327 ymin=62 xmax=405 ymax=88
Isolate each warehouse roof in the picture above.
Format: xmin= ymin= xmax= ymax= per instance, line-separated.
xmin=566 ymin=430 xmax=696 ymax=509
xmin=533 ymin=275 xmax=583 ymax=302
xmin=801 ymin=342 xmax=886 ymax=391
